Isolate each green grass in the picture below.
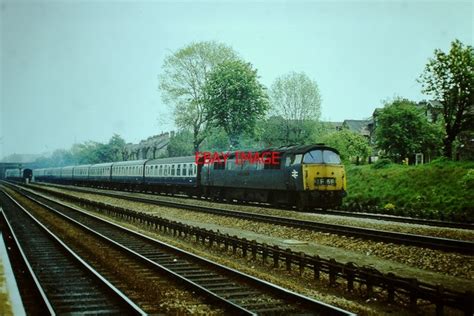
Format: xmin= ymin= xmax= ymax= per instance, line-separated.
xmin=343 ymin=160 xmax=474 ymax=222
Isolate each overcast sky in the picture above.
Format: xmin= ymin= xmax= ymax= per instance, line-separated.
xmin=1 ymin=0 xmax=472 ymax=159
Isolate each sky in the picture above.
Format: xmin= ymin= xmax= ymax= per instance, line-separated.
xmin=1 ymin=0 xmax=472 ymax=159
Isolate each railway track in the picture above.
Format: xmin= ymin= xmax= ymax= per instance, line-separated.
xmin=0 ymin=190 xmax=145 ymax=315
xmin=22 ymin=181 xmax=474 ymax=254
xmin=32 ymin=181 xmax=474 ymax=230
xmin=316 ymin=208 xmax=474 ymax=230
xmin=1 ymin=183 xmax=354 ymax=315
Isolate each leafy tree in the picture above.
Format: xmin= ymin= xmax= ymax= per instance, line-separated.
xmin=33 ymin=149 xmax=76 ymax=168
xmin=321 ymin=130 xmax=371 ymax=163
xmin=270 ymin=72 xmax=322 ymax=144
xmin=260 ymin=116 xmax=288 ymax=147
xmin=375 ymin=99 xmax=443 ymax=161
xmin=419 ymin=39 xmax=474 ymax=158
xmin=260 ymin=116 xmax=326 ymax=147
xmin=167 ymin=130 xmax=194 ymax=157
xmin=107 ymin=134 xmax=126 ymax=160
xmin=201 ymin=127 xmax=230 ymax=152
xmin=71 ymin=141 xmax=106 ymax=164
xmin=159 ymin=41 xmax=239 ymax=152
xmin=204 ymin=60 xmax=269 ymax=148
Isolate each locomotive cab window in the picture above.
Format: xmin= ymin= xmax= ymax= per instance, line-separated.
xmin=303 ymin=150 xmax=341 ymax=164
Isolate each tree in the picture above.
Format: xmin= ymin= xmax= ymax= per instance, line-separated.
xmin=105 ymin=134 xmax=126 ymax=161
xmin=270 ymin=72 xmax=322 ymax=144
xmin=200 ymin=127 xmax=230 ymax=152
xmin=204 ymin=60 xmax=269 ymax=148
xmin=375 ymin=99 xmax=443 ymax=161
xmin=167 ymin=130 xmax=194 ymax=157
xmin=260 ymin=116 xmax=326 ymax=147
xmin=419 ymin=39 xmax=474 ymax=158
xmin=159 ymin=41 xmax=239 ymax=152
xmin=321 ymin=130 xmax=371 ymax=163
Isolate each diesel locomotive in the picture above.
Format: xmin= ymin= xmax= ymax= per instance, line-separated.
xmin=32 ymin=144 xmax=346 ymax=209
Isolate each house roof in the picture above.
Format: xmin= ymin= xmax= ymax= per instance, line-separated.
xmin=343 ymin=120 xmax=371 ymax=134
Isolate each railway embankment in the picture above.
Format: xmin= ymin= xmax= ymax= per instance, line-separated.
xmin=344 ymin=160 xmax=474 ymax=221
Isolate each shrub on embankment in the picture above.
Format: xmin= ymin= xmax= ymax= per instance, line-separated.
xmin=342 ymin=159 xmax=474 ymax=222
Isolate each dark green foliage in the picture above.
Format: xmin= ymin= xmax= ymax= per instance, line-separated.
xmin=200 ymin=127 xmax=231 ymax=152
xmin=371 ymin=158 xmax=393 ymax=169
xmin=419 ymin=39 xmax=474 ymax=158
xmin=375 ymin=99 xmax=444 ymax=161
xmin=106 ymin=134 xmax=127 ymax=161
xmin=204 ymin=60 xmax=269 ymax=148
xmin=166 ymin=130 xmax=194 ymax=157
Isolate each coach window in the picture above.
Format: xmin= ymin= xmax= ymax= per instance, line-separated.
xmin=182 ymin=164 xmax=187 ymax=176
xmin=193 ymin=164 xmax=197 ymax=175
xmin=177 ymin=164 xmax=181 ymax=176
xmin=171 ymin=165 xmax=175 ymax=176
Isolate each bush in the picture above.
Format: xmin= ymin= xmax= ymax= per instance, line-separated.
xmin=371 ymin=158 xmax=393 ymax=169
xmin=461 ymin=169 xmax=474 ymax=190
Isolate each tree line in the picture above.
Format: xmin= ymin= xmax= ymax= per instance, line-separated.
xmin=18 ymin=39 xmax=471 ymax=167
xmin=161 ymin=39 xmax=473 ymax=163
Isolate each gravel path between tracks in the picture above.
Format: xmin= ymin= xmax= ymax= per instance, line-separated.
xmin=40 ymin=184 xmax=474 ymax=241
xmin=4 ymin=187 xmax=223 ymax=315
xmin=37 ymin=186 xmax=474 ymax=281
xmin=26 ymin=185 xmax=474 ymax=315
xmin=0 ymin=258 xmax=13 ymax=316
xmin=138 ymin=193 xmax=474 ymax=241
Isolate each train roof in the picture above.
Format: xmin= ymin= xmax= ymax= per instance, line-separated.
xmin=279 ymin=144 xmax=341 ymax=155
xmin=225 ymin=144 xmax=340 ymax=159
xmin=112 ymin=159 xmax=148 ymax=166
xmin=146 ymin=156 xmax=195 ymax=165
xmin=90 ymin=162 xmax=114 ymax=168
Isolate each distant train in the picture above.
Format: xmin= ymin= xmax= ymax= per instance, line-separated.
xmin=4 ymin=168 xmax=32 ymax=182
xmin=31 ymin=144 xmax=347 ymax=209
